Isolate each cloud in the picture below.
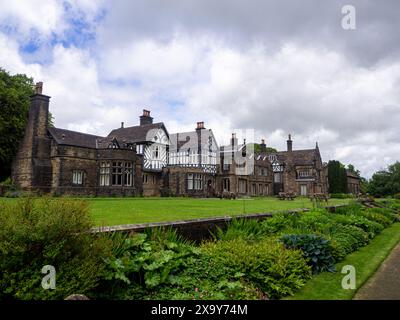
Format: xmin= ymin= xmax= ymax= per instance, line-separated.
xmin=1 ymin=1 xmax=400 ymax=178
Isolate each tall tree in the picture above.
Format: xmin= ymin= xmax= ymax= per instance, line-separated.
xmin=0 ymin=68 xmax=34 ymax=181
xmin=327 ymin=160 xmax=348 ymax=193
xmin=368 ymin=161 xmax=400 ymax=197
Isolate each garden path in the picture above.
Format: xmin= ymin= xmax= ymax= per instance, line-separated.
xmin=354 ymin=243 xmax=400 ymax=300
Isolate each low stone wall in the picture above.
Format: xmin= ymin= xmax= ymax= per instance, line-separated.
xmin=93 ymin=204 xmax=348 ymax=242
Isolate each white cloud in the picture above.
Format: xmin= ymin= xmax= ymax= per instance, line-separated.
xmin=0 ymin=0 xmax=65 ymax=36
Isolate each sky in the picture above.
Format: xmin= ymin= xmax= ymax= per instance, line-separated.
xmin=0 ymin=0 xmax=399 ymax=178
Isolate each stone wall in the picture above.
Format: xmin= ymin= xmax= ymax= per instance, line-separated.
xmin=93 ymin=204 xmax=348 ymax=242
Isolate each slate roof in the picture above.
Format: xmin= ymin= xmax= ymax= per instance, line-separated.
xmin=107 ymin=122 xmax=167 ymax=144
xmin=220 ymin=143 xmax=319 ymax=166
xmin=169 ymin=129 xmax=218 ymax=152
xmin=274 ymin=149 xmax=319 ymax=166
xmin=48 ymin=127 xmax=104 ymax=149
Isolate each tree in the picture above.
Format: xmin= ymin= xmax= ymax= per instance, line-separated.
xmin=0 ymin=68 xmax=34 ymax=181
xmin=327 ymin=160 xmax=348 ymax=194
xmin=347 ymin=164 xmax=360 ymax=177
xmin=252 ymin=143 xmax=277 ymax=153
xmin=368 ymin=162 xmax=400 ymax=197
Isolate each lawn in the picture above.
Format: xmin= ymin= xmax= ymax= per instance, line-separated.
xmin=285 ymin=222 xmax=400 ymax=300
xmin=1 ymin=196 xmax=351 ymax=226
xmin=88 ymin=197 xmax=350 ymax=226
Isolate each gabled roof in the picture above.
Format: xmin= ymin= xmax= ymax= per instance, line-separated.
xmin=107 ymin=122 xmax=168 ymax=144
xmin=273 ymin=149 xmax=319 ymax=166
xmin=48 ymin=127 xmax=104 ymax=149
xmin=169 ymin=129 xmax=218 ymax=152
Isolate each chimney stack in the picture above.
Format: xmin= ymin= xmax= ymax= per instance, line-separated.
xmin=196 ymin=121 xmax=205 ymax=130
xmin=287 ymin=134 xmax=293 ymax=152
xmin=260 ymin=139 xmax=266 ymax=153
xmin=121 ymin=122 xmax=124 ymax=128
xmin=139 ymin=109 xmax=153 ymax=126
xmin=231 ymin=133 xmax=238 ymax=147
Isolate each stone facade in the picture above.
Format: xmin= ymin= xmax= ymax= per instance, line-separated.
xmin=12 ymin=84 xmax=328 ymax=198
xmin=347 ymin=170 xmax=361 ymax=194
xmin=12 ymin=85 xmax=143 ymax=196
xmin=217 ymin=135 xmax=274 ymax=197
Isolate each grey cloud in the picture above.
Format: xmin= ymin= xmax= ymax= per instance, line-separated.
xmin=100 ymin=0 xmax=400 ymax=67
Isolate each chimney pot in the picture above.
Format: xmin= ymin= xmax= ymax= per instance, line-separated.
xmin=121 ymin=122 xmax=124 ymax=128
xmin=196 ymin=121 xmax=205 ymax=130
xmin=140 ymin=109 xmax=153 ymax=125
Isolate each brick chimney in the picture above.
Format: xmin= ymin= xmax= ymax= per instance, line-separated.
xmin=196 ymin=121 xmax=205 ymax=130
xmin=260 ymin=139 xmax=266 ymax=153
xmin=140 ymin=109 xmax=153 ymax=126
xmin=287 ymin=134 xmax=293 ymax=152
xmin=11 ymin=81 xmax=52 ymax=191
xmin=230 ymin=133 xmax=238 ymax=147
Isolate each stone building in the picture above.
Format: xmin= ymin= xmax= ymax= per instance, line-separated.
xmin=12 ymin=84 xmax=328 ymax=198
xmin=266 ymin=135 xmax=328 ymax=196
xmin=346 ymin=170 xmax=361 ymax=195
xmin=217 ymin=134 xmax=274 ymax=197
xmin=162 ymin=122 xmax=219 ymax=197
xmin=12 ymin=83 xmax=143 ymax=196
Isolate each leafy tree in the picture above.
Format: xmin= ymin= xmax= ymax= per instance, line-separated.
xmin=368 ymin=162 xmax=400 ymax=197
xmin=0 ymin=68 xmax=34 ymax=181
xmin=327 ymin=160 xmax=348 ymax=194
xmin=347 ymin=164 xmax=360 ymax=177
xmin=252 ymin=143 xmax=277 ymax=153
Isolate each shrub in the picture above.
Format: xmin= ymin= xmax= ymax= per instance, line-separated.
xmin=293 ymin=209 xmax=333 ymax=233
xmin=330 ymin=214 xmax=384 ymax=238
xmin=394 ymin=193 xmax=400 ymax=200
xmin=214 ymin=219 xmax=265 ymax=241
xmin=280 ymin=234 xmax=336 ymax=274
xmin=0 ymin=197 xmax=111 ymax=300
xmin=95 ymin=228 xmax=201 ymax=299
xmin=260 ymin=213 xmax=299 ymax=235
xmin=199 ymin=238 xmax=311 ymax=299
xmin=328 ymin=225 xmax=369 ymax=260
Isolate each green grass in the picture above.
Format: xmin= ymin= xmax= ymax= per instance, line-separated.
xmin=285 ymin=222 xmax=400 ymax=300
xmin=1 ymin=196 xmax=350 ymax=226
xmin=89 ymin=197 xmax=351 ymax=226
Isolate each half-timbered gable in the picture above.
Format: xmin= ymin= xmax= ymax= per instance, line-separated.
xmin=168 ymin=122 xmax=218 ymax=174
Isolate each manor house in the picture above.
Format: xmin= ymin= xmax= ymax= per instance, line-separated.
xmin=12 ymin=83 xmax=328 ymax=197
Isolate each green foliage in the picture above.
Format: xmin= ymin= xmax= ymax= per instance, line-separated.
xmin=214 ymin=219 xmax=265 ymax=241
xmin=327 ymin=160 xmax=348 ymax=194
xmin=96 ymin=228 xmax=201 ymax=299
xmin=368 ymin=162 xmax=400 ymax=197
xmin=394 ymin=193 xmax=400 ymax=200
xmin=330 ymin=193 xmax=352 ymax=199
xmin=200 ymin=238 xmax=312 ymax=299
xmin=0 ymin=68 xmax=34 ymax=181
xmin=0 ymin=197 xmax=111 ymax=300
xmin=328 ymin=225 xmax=369 ymax=260
xmin=280 ymin=234 xmax=336 ymax=274
xmin=260 ymin=212 xmax=300 ymax=235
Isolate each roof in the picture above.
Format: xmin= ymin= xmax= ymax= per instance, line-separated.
xmin=274 ymin=149 xmax=319 ymax=166
xmin=107 ymin=122 xmax=167 ymax=144
xmin=48 ymin=127 xmax=104 ymax=149
xmin=346 ymin=170 xmax=361 ymax=179
xmin=169 ymin=129 xmax=218 ymax=152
